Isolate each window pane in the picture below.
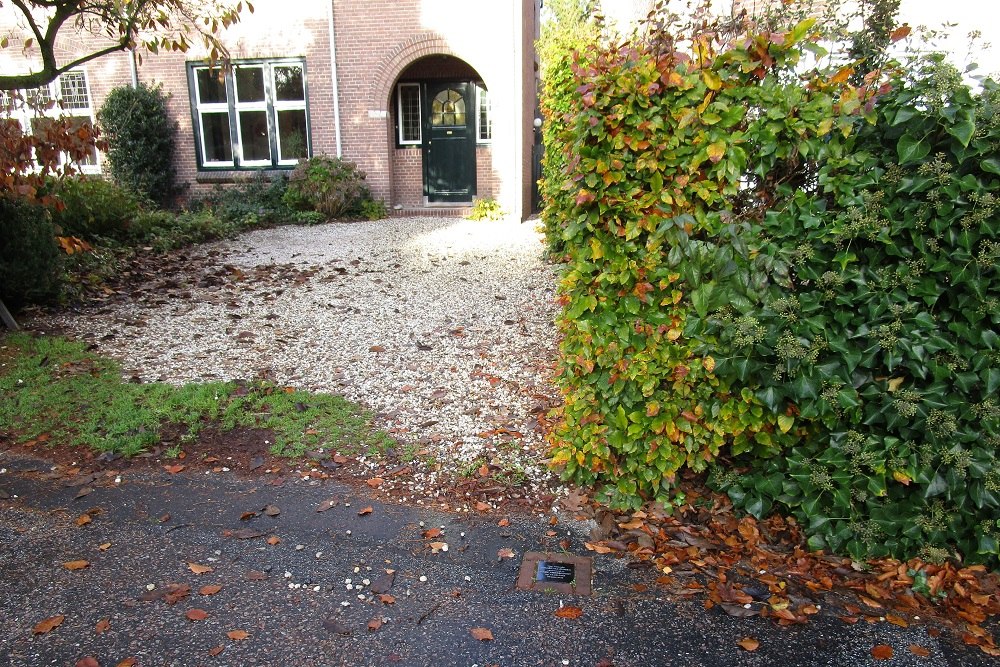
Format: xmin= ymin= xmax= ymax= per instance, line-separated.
xmin=277 ymin=109 xmax=308 ymax=161
xmin=399 ymin=85 xmax=420 ymax=143
xmin=431 ymin=88 xmax=466 ymax=127
xmin=201 ymin=112 xmax=232 ymax=162
xmin=478 ymin=86 xmax=491 ymax=141
xmin=196 ymin=69 xmax=227 ymax=104
xmin=239 ymin=110 xmax=270 ymax=161
xmin=235 ymin=67 xmax=265 ymax=103
xmin=274 ymin=66 xmax=304 ymax=102
xmin=26 ymin=85 xmax=52 ymax=107
xmin=59 ymin=72 xmax=90 ymax=110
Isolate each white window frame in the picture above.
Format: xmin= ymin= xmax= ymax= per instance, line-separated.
xmin=271 ymin=63 xmax=309 ymax=166
xmin=476 ymin=82 xmax=492 ymax=144
xmin=1 ymin=69 xmax=101 ymax=175
xmin=193 ymin=66 xmax=235 ymax=168
xmin=396 ymin=82 xmax=422 ymax=146
xmin=191 ymin=59 xmax=310 ymax=170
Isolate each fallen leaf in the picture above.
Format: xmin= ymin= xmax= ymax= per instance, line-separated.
xmin=378 ymin=594 xmax=396 ymax=604
xmin=246 ymin=570 xmax=267 ymax=581
xmin=477 ymin=464 xmax=490 ymax=477
xmin=188 ymin=562 xmax=214 ymax=575
xmin=186 ymin=608 xmax=209 ymax=621
xmin=208 ymin=646 xmax=224 ymax=656
xmin=584 ymin=541 xmax=613 ymax=554
xmin=116 ymin=659 xmax=137 ymax=667
xmin=263 ymin=505 xmax=280 ymax=517
xmin=75 ymin=487 xmax=93 ymax=500
xmin=358 ymin=506 xmax=373 ymax=516
xmin=497 ymin=518 xmax=509 ymax=527
xmin=871 ymin=645 xmax=894 ymax=660
xmin=497 ymin=548 xmax=516 ymax=559
xmin=367 ymin=477 xmax=384 ymax=488
xmin=162 ymin=583 xmax=191 ymax=604
xmin=554 ymin=606 xmax=584 ymax=619
xmin=95 ymin=618 xmax=110 ymax=634
xmin=63 ymin=560 xmax=90 ymax=571
xmin=75 ymin=514 xmax=92 ymax=527
xmin=33 ymin=615 xmax=65 ymax=635
xmin=322 ymin=619 xmax=351 ymax=635
xmin=265 ymin=534 xmax=281 ymax=546
xmin=909 ymin=645 xmax=930 ymax=657
xmin=370 ymin=571 xmax=396 ymax=594
xmin=475 ymin=501 xmax=490 ymax=512
xmin=885 ymin=614 xmax=908 ymax=628
xmin=423 ymin=527 xmax=442 ymax=539
xmin=429 ymin=541 xmax=448 ymax=553
xmin=75 ymin=658 xmax=99 ymax=667
xmin=164 ymin=464 xmax=185 ymax=474
xmin=368 ymin=617 xmax=384 ymax=632
xmin=98 ymin=543 xmax=111 ymax=551
xmin=737 ymin=637 xmax=760 ymax=651
xmin=226 ymin=630 xmax=249 ymax=641
xmin=719 ymin=603 xmax=759 ymax=618
xmin=199 ymin=584 xmax=222 ymax=596
xmin=316 ymin=498 xmax=338 ymax=512
xmin=229 ymin=528 xmax=266 ymax=540
xmin=470 ymin=627 xmax=494 ymax=641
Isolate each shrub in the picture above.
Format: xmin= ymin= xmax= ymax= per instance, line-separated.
xmin=192 ymin=173 xmax=295 ymax=227
xmin=360 ymin=198 xmax=388 ymax=221
xmin=47 ymin=177 xmax=144 ymax=243
xmin=544 ymin=6 xmax=1000 ymax=566
xmin=282 ymin=155 xmax=371 ymax=219
xmin=0 ymin=198 xmax=62 ymax=309
xmin=467 ymin=197 xmax=505 ymax=221
xmin=97 ymin=84 xmax=176 ymax=207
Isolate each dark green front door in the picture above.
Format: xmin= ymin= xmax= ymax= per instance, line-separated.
xmin=423 ymin=81 xmax=476 ymax=203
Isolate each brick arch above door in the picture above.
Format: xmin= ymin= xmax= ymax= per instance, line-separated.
xmin=369 ymin=32 xmax=487 ymax=110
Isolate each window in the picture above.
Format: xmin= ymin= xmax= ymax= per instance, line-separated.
xmin=1 ymin=70 xmax=100 ymax=174
xmin=476 ymin=83 xmax=492 ymax=143
xmin=431 ymin=88 xmax=466 ymax=126
xmin=397 ymin=83 xmax=421 ymax=146
xmin=190 ymin=60 xmax=309 ymax=169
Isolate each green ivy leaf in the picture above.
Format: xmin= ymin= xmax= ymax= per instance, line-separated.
xmin=896 ymin=133 xmax=930 ymax=164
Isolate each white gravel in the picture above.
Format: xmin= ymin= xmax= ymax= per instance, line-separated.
xmin=28 ymin=216 xmax=562 ymax=491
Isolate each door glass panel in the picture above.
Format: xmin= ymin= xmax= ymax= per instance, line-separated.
xmin=431 ymin=89 xmax=466 ymax=126
xmin=196 ymin=69 xmax=227 ymax=104
xmin=201 ymin=112 xmax=232 ymax=162
xmin=239 ymin=110 xmax=270 ymax=161
xmin=235 ymin=67 xmax=266 ymax=103
xmin=273 ymin=65 xmax=305 ymax=101
xmin=277 ymin=109 xmax=308 ymax=161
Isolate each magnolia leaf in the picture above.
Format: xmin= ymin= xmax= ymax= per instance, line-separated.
xmin=554 ymin=605 xmax=584 ymax=619
xmin=470 ymin=627 xmax=494 ymax=641
xmin=33 ymin=615 xmax=65 ymax=635
xmin=227 ymin=630 xmax=249 ymax=640
xmin=871 ymin=645 xmax=893 ymax=660
xmin=63 ymin=560 xmax=89 ymax=571
xmin=188 ymin=562 xmax=213 ymax=575
xmin=737 ymin=637 xmax=760 ymax=651
xmin=186 ymin=608 xmax=209 ymax=621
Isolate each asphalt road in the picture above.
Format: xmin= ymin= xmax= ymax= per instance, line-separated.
xmin=0 ymin=452 xmax=993 ymax=667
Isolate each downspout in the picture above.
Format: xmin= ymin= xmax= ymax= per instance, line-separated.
xmin=129 ymin=49 xmax=139 ymax=88
xmin=326 ymin=0 xmax=343 ymax=157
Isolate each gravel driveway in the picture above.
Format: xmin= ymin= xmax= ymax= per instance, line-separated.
xmin=29 ymin=216 xmax=562 ymax=496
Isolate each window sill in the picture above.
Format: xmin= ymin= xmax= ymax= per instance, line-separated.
xmin=195 ymin=168 xmax=292 ymax=184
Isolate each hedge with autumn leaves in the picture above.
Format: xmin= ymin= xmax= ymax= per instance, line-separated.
xmin=543 ymin=19 xmax=1000 ymax=566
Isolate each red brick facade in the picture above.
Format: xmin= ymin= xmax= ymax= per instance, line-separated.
xmin=1 ymin=0 xmax=540 ymax=219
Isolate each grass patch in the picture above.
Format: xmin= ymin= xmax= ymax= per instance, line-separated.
xmin=0 ymin=332 xmax=394 ymax=459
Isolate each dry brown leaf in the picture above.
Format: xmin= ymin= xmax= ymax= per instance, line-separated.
xmin=584 ymin=541 xmax=613 ymax=554
xmin=199 ymin=584 xmax=222 ymax=596
xmin=909 ymin=644 xmax=930 ymax=657
xmin=116 ymin=659 xmax=137 ymax=667
xmin=227 ymin=630 xmax=249 ymax=641
xmin=164 ymin=464 xmax=185 ymax=474
xmin=188 ymin=562 xmax=214 ymax=575
xmin=186 ymin=608 xmax=209 ymax=621
xmin=95 ymin=618 xmax=110 ymax=634
xmin=366 ymin=477 xmax=384 ymax=488
xmin=98 ymin=543 xmax=111 ymax=551
xmin=358 ymin=506 xmax=373 ymax=516
xmin=75 ymin=514 xmax=92 ymax=527
xmin=316 ymin=499 xmax=338 ymax=512
xmin=885 ymin=614 xmax=908 ymax=628
xmin=871 ymin=645 xmax=894 ymax=660
xmin=554 ymin=606 xmax=584 ymax=619
xmin=263 ymin=505 xmax=280 ymax=517
xmin=239 ymin=511 xmax=256 ymax=521
xmin=266 ymin=535 xmax=280 ymax=546
xmin=63 ymin=560 xmax=90 ymax=571
xmin=367 ymin=617 xmax=384 ymax=632
xmin=470 ymin=627 xmax=494 ymax=641
xmin=475 ymin=501 xmax=491 ymax=512
xmin=497 ymin=548 xmax=516 ymax=559
xmin=208 ymin=646 xmax=224 ymax=657
xmin=378 ymin=594 xmax=396 ymax=604
xmin=497 ymin=518 xmax=509 ymax=527
xmin=422 ymin=527 xmax=442 ymax=539
xmin=247 ymin=570 xmax=267 ymax=581
xmin=75 ymin=658 xmax=99 ymax=667
xmin=737 ymin=637 xmax=760 ymax=652
xmin=33 ymin=615 xmax=65 ymax=635
xmin=429 ymin=541 xmax=448 ymax=553
xmin=477 ymin=464 xmax=490 ymax=477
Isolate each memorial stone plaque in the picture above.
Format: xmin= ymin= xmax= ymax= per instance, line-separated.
xmin=536 ymin=561 xmax=575 ymax=584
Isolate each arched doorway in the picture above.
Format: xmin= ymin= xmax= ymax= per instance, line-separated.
xmin=388 ymin=55 xmax=491 ymax=207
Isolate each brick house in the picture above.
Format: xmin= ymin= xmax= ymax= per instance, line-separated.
xmin=1 ymin=0 xmax=541 ymax=219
